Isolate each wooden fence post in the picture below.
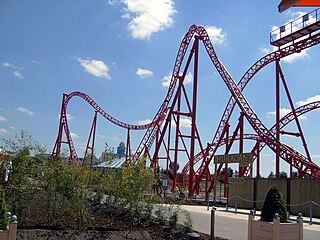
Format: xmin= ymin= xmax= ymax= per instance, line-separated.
xmin=8 ymin=215 xmax=17 ymax=240
xmin=273 ymin=213 xmax=280 ymax=240
xmin=297 ymin=213 xmax=303 ymax=240
xmin=247 ymin=210 xmax=254 ymax=240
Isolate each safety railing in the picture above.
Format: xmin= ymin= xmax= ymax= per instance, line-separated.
xmin=226 ymin=194 xmax=320 ymax=225
xmin=270 ymin=8 xmax=320 ymax=44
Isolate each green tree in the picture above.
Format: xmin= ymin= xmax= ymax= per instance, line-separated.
xmin=41 ymin=159 xmax=92 ymax=229
xmin=1 ymin=131 xmax=45 ymax=223
xmin=280 ymin=171 xmax=288 ymax=178
xmin=268 ymin=171 xmax=275 ymax=178
xmin=100 ymin=142 xmax=113 ymax=162
xmin=261 ymin=185 xmax=287 ymax=222
xmin=0 ymin=189 xmax=8 ymax=230
xmin=292 ymin=171 xmax=299 ymax=178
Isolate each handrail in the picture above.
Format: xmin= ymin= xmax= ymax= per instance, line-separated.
xmin=270 ymin=8 xmax=320 ymax=44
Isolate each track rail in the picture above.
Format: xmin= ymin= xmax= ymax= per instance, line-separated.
xmin=54 ymin=91 xmax=166 ymax=162
xmin=54 ymin=24 xmax=320 ymax=181
xmin=179 ymin=27 xmax=320 ymax=179
xmin=64 ymin=91 xmax=165 ymax=130
xmin=180 ymin=100 xmax=320 ymax=183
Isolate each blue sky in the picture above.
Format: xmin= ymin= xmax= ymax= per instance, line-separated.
xmin=0 ymin=0 xmax=320 ymax=177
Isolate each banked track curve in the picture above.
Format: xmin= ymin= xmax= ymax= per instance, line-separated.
xmin=169 ymin=25 xmax=320 ymax=178
xmin=174 ymin=25 xmax=320 ymax=180
xmin=56 ymin=25 xmax=320 ymax=180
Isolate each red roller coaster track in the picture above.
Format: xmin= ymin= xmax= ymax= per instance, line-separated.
xmin=53 ymin=22 xmax=320 ymax=197
xmin=52 ymin=91 xmax=167 ymax=164
xmin=180 ymin=29 xmax=320 ymax=183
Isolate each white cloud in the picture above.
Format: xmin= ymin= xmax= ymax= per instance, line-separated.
xmin=0 ymin=115 xmax=6 ymax=122
xmin=266 ymin=108 xmax=291 ymax=118
xmin=184 ymin=72 xmax=193 ymax=84
xmin=59 ymin=113 xmax=74 ymax=121
xmin=16 ymin=107 xmax=35 ymax=116
xmin=179 ymin=118 xmax=192 ymax=128
xmin=312 ymin=154 xmax=320 ymax=159
xmin=260 ymin=47 xmax=271 ymax=54
xmin=122 ymin=0 xmax=177 ymax=40
xmin=70 ymin=132 xmax=79 ymax=139
xmin=1 ymin=62 xmax=23 ymax=69
xmin=161 ymin=72 xmax=193 ymax=88
xmin=0 ymin=128 xmax=8 ymax=135
xmin=287 ymin=10 xmax=307 ymax=20
xmin=137 ymin=119 xmax=152 ymax=125
xmin=75 ymin=58 xmax=111 ymax=79
xmin=259 ymin=44 xmax=308 ymax=63
xmin=1 ymin=62 xmax=24 ymax=79
xmin=296 ymin=95 xmax=320 ymax=107
xmin=282 ymin=49 xmax=309 ymax=63
xmin=32 ymin=60 xmax=41 ymax=64
xmin=171 ymin=118 xmax=192 ymax=128
xmin=66 ymin=113 xmax=74 ymax=121
xmin=13 ymin=70 xmax=23 ymax=79
xmin=266 ymin=107 xmax=306 ymax=120
xmin=108 ymin=0 xmax=120 ymax=5
xmin=161 ymin=73 xmax=171 ymax=88
xmin=9 ymin=126 xmax=15 ymax=130
xmin=136 ymin=68 xmax=153 ymax=79
xmin=121 ymin=13 xmax=131 ymax=19
xmin=2 ymin=62 xmax=15 ymax=68
xmin=204 ymin=25 xmax=226 ymax=45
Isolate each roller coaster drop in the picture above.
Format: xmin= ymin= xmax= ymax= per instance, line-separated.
xmin=53 ymin=19 xmax=320 ymax=197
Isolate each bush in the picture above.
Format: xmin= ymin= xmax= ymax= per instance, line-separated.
xmin=0 ymin=189 xmax=8 ymax=230
xmin=261 ymin=185 xmax=287 ymax=222
xmin=182 ymin=209 xmax=193 ymax=232
xmin=168 ymin=207 xmax=179 ymax=229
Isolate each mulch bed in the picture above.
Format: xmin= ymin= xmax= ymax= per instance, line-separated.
xmin=5 ymin=189 xmax=228 ymax=239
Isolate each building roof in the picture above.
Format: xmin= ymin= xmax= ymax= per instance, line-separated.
xmin=93 ymin=157 xmax=126 ymax=169
xmin=278 ymin=0 xmax=320 ymax=13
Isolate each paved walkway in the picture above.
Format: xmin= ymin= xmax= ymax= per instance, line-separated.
xmin=179 ymin=205 xmax=320 ymax=240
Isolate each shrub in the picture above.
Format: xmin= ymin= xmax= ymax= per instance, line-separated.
xmin=168 ymin=207 xmax=179 ymax=229
xmin=0 ymin=189 xmax=8 ymax=230
xmin=261 ymin=185 xmax=287 ymax=222
xmin=155 ymin=204 xmax=167 ymax=225
xmin=182 ymin=209 xmax=193 ymax=232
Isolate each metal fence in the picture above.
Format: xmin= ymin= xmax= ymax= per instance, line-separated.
xmin=227 ymin=194 xmax=320 ymax=225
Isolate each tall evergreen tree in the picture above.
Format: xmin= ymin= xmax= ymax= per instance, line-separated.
xmin=261 ymin=185 xmax=287 ymax=222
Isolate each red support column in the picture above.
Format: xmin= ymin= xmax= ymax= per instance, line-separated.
xmin=90 ymin=111 xmax=98 ymax=171
xmin=188 ymin=36 xmax=199 ymax=197
xmin=239 ymin=112 xmax=244 ymax=175
xmin=224 ymin=122 xmax=230 ymax=198
xmin=166 ymin=115 xmax=172 ymax=176
xmin=154 ymin=125 xmax=159 ymax=173
xmin=173 ymin=77 xmax=182 ymax=191
xmin=83 ymin=111 xmax=98 ymax=171
xmin=279 ymin=66 xmax=312 ymax=162
xmin=256 ymin=140 xmax=260 ymax=179
xmin=276 ymin=60 xmax=281 ymax=179
xmin=126 ymin=128 xmax=131 ymax=164
xmin=52 ymin=94 xmax=67 ymax=161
